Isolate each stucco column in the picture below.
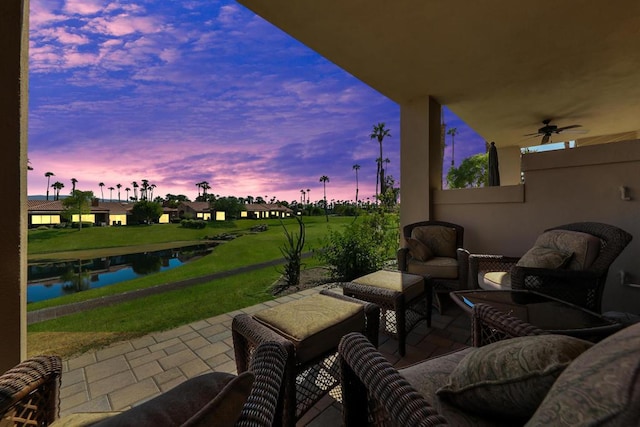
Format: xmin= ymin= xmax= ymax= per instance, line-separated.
xmin=0 ymin=0 xmax=29 ymax=370
xmin=400 ymin=96 xmax=442 ymax=229
xmin=497 ymin=145 xmax=522 ymax=185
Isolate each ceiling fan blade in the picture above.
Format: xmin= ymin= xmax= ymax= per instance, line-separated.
xmin=561 ymin=128 xmax=589 ymax=134
xmin=541 ymin=134 xmax=551 ymax=144
xmin=523 ymin=132 xmax=542 ymax=136
xmin=556 ymin=124 xmax=582 ymax=132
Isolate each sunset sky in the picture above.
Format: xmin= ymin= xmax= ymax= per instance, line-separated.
xmin=28 ymin=0 xmax=485 ymax=203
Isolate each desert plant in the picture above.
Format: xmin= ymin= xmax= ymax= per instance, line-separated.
xmin=274 ymin=216 xmax=306 ymax=293
xmin=317 ymin=213 xmax=397 ymax=281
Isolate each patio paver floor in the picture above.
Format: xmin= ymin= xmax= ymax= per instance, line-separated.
xmin=58 ymin=286 xmax=471 ymax=426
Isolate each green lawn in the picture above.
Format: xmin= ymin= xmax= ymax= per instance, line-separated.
xmin=27 ymin=216 xmax=362 ymax=356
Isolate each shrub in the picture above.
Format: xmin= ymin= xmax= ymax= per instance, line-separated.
xmin=180 ymin=219 xmax=207 ymax=229
xmin=317 ymin=213 xmax=398 ymax=281
xmin=71 ymin=222 xmax=94 ymax=229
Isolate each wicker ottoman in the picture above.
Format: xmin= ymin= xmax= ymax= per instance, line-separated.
xmin=343 ymin=270 xmax=430 ymax=356
xmin=232 ymin=290 xmax=379 ymax=427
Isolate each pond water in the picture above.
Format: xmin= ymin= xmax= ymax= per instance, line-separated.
xmin=27 ymin=244 xmax=214 ymax=304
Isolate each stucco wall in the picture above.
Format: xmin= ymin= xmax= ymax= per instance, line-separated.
xmin=433 ymin=139 xmax=640 ymax=313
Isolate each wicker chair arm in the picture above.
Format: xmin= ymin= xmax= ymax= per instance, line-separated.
xmin=236 ymin=341 xmax=288 ymax=427
xmin=510 ymin=267 xmax=603 ymax=311
xmin=468 ymin=254 xmax=520 ymax=288
xmin=471 ymin=304 xmax=546 ymax=346
xmin=397 ymin=247 xmax=410 ymax=272
xmin=339 ymin=332 xmax=447 ymax=427
xmin=0 ymin=355 xmax=62 ymax=426
xmin=456 ymin=248 xmax=470 ymax=290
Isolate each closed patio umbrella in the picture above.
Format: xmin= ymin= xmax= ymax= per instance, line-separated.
xmin=488 ymin=141 xmax=500 ymax=186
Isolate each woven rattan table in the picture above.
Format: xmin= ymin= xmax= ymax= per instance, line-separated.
xmin=232 ymin=290 xmax=379 ymax=427
xmin=343 ymin=270 xmax=431 ymax=356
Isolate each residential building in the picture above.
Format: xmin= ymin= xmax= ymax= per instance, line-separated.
xmin=240 ymin=203 xmax=293 ymax=219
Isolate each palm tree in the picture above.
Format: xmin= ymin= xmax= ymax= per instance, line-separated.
xmin=98 ymin=182 xmax=105 ymax=201
xmin=52 ymin=181 xmax=64 ymax=200
xmin=125 ymin=187 xmax=131 ymax=201
xmin=45 ymin=172 xmax=55 ymax=201
xmin=370 ymin=123 xmax=391 ymax=203
xmin=108 ymin=186 xmax=114 ymax=201
xmin=201 ymin=182 xmax=210 ymax=198
xmin=132 ymin=181 xmax=138 ymax=201
xmin=71 ymin=178 xmax=78 ymax=193
xmin=140 ymin=179 xmax=149 ymax=200
xmin=352 ymin=164 xmax=360 ymax=203
xmin=149 ymin=184 xmax=156 ymax=200
xmin=381 ymin=158 xmax=391 ymax=193
xmin=306 ymin=188 xmax=311 ymax=205
xmin=116 ymin=184 xmax=122 ymax=202
xmin=300 ymin=189 xmax=305 ymax=205
xmin=319 ymin=175 xmax=330 ymax=222
xmin=447 ymin=127 xmax=458 ymax=167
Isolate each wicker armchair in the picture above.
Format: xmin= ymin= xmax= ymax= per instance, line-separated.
xmin=469 ymin=222 xmax=632 ymax=312
xmin=0 ymin=342 xmax=288 ymax=427
xmin=397 ymin=220 xmax=469 ymax=312
xmin=339 ymin=304 xmax=545 ymax=426
xmin=340 ymin=304 xmax=640 ymax=426
xmin=0 ymin=355 xmax=61 ymax=427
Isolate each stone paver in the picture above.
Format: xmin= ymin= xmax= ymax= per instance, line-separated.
xmin=58 ymin=285 xmax=470 ymax=425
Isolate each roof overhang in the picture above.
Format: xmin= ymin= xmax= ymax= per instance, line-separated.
xmin=237 ymin=0 xmax=640 ymax=147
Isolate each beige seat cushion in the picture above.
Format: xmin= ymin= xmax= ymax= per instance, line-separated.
xmin=479 ymin=271 xmax=511 ymax=290
xmin=532 ymin=230 xmax=600 ymax=270
xmin=411 ymin=226 xmax=457 ymax=258
xmin=407 ymin=257 xmax=459 ymax=279
xmin=254 ymin=293 xmax=365 ymax=364
xmin=352 ymin=270 xmax=425 ymax=301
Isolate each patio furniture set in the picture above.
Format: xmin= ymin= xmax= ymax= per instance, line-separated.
xmin=0 ymin=221 xmax=636 ymax=426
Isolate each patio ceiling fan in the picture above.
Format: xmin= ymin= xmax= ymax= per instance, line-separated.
xmin=524 ymin=119 xmax=586 ymax=144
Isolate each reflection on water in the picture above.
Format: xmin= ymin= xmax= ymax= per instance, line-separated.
xmin=28 ymin=245 xmax=213 ymax=303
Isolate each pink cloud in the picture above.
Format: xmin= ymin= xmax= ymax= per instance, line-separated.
xmin=30 ymin=1 xmax=65 ymax=29
xmin=88 ymin=14 xmax=163 ymax=37
xmin=63 ymin=0 xmax=106 ymax=16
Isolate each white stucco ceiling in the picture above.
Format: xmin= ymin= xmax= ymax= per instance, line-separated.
xmin=237 ymin=0 xmax=640 ymax=147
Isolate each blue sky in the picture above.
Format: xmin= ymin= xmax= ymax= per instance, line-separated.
xmin=28 ymin=0 xmax=485 ymax=203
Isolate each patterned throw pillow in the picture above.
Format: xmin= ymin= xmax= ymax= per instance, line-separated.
xmin=436 ymin=335 xmax=592 ymax=420
xmin=405 ymin=237 xmax=434 ymax=261
xmin=526 ymin=322 xmax=640 ymax=426
xmin=516 ymin=246 xmax=573 ymax=269
xmin=411 ymin=226 xmax=457 ymax=258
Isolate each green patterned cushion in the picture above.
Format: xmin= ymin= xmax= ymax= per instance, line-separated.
xmin=516 ymin=246 xmax=573 ymax=269
xmin=533 ymin=230 xmax=600 ymax=270
xmin=437 ymin=335 xmax=592 ymax=420
xmin=405 ymin=237 xmax=434 ymax=261
xmin=526 ymin=322 xmax=640 ymax=426
xmin=411 ymin=226 xmax=457 ymax=258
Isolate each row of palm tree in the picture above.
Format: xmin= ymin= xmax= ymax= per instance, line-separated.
xmin=39 ymin=121 xmax=393 ymax=207
xmin=40 ymin=172 xmax=161 ymax=203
